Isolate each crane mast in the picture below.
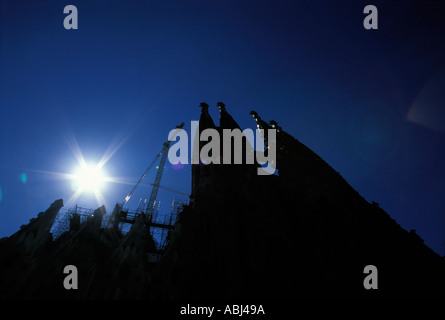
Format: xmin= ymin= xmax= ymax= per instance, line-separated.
xmin=107 ymin=122 xmax=185 ymax=232
xmin=145 ymin=141 xmax=170 ymax=215
xmin=122 ymin=122 xmax=184 ymax=208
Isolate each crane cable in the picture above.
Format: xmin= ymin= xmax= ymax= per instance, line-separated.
xmin=122 ymin=122 xmax=185 ymax=206
xmin=122 ymin=151 xmax=161 ymax=205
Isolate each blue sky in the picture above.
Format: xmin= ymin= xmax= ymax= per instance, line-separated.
xmin=1 ymin=0 xmax=444 ymax=254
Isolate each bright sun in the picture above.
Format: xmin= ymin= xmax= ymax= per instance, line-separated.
xmin=73 ymin=164 xmax=106 ymax=193
xmin=62 ymin=134 xmax=126 ymax=207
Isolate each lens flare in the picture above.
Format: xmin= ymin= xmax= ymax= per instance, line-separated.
xmin=20 ymin=173 xmax=27 ymax=184
xmin=407 ymin=68 xmax=445 ymax=133
xmin=73 ymin=164 xmax=106 ymax=193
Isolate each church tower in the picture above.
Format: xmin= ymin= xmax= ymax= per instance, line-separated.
xmin=153 ymin=104 xmax=445 ymax=299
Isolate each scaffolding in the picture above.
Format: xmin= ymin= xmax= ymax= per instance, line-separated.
xmin=50 ymin=197 xmax=186 ymax=252
xmin=114 ymin=121 xmax=187 ymax=251
xmin=50 ymin=122 xmax=188 ymax=257
xmin=50 ymin=205 xmax=112 ymax=240
xmin=117 ymin=196 xmax=187 ymax=250
xmin=152 ymin=197 xmax=187 ymax=250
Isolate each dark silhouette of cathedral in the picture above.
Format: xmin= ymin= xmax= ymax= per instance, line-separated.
xmin=1 ymin=103 xmax=444 ymax=299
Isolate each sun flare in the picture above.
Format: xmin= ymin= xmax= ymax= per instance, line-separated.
xmin=73 ymin=164 xmax=106 ymax=193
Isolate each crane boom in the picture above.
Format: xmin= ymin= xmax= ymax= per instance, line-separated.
xmin=150 ymin=183 xmax=189 ymax=197
xmin=122 ymin=151 xmax=161 ymax=205
xmin=146 ymin=122 xmax=184 ymax=214
xmin=122 ymin=122 xmax=184 ymax=207
xmin=146 ymin=143 xmax=169 ymax=214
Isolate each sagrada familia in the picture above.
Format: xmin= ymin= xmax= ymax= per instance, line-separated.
xmin=1 ymin=103 xmax=444 ymax=299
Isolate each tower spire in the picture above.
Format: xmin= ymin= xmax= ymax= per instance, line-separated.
xmin=249 ymin=110 xmax=271 ymax=130
xmin=199 ymin=102 xmax=216 ymax=129
xmin=217 ymin=102 xmax=241 ymax=130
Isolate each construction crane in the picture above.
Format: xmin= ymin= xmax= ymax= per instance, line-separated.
xmin=145 ymin=141 xmax=170 ymax=214
xmin=122 ymin=122 xmax=185 ymax=211
xmin=149 ymin=183 xmax=190 ymax=197
xmin=122 ymin=151 xmax=161 ymax=205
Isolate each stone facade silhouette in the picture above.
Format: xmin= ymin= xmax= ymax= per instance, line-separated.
xmin=1 ymin=103 xmax=444 ymax=299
